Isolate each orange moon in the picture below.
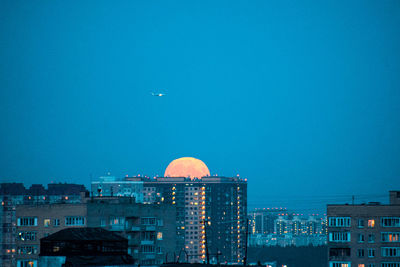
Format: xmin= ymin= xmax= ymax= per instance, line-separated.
xmin=164 ymin=157 xmax=210 ymax=179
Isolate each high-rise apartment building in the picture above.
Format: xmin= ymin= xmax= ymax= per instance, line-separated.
xmin=126 ymin=175 xmax=247 ymax=264
xmin=327 ymin=191 xmax=400 ymax=267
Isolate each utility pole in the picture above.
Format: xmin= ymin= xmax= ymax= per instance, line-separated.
xmin=244 ymin=218 xmax=249 ymax=266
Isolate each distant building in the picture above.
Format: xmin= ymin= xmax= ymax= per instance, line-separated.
xmin=0 ymin=182 xmax=88 ymax=267
xmin=39 ymin=227 xmax=134 ymax=267
xmin=91 ymin=174 xmax=143 ymax=203
xmin=249 ymin=208 xmax=287 ymax=235
xmin=86 ymin=197 xmax=177 ymax=265
xmin=327 ymin=191 xmax=400 ymax=267
xmin=248 ymin=208 xmax=327 ymax=248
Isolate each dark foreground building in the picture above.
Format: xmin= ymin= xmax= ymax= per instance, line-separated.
xmin=327 ymin=191 xmax=400 ymax=267
xmin=39 ymin=227 xmax=134 ymax=266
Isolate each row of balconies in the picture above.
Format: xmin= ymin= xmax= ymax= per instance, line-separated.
xmin=108 ymin=225 xmax=156 ymax=232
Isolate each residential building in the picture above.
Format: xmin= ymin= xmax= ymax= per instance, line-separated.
xmin=249 ymin=208 xmax=287 ymax=235
xmin=15 ymin=202 xmax=87 ymax=267
xmin=327 ymin=191 xmax=400 ymax=267
xmin=1 ymin=182 xmax=88 ymax=267
xmin=128 ymin=175 xmax=248 ymax=264
xmin=248 ymin=209 xmax=327 ymax=248
xmin=86 ymin=197 xmax=177 ymax=265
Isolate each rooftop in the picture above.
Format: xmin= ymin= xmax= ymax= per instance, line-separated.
xmin=42 ymin=227 xmax=126 ymax=242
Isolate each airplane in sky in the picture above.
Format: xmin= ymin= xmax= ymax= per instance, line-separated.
xmin=151 ymin=92 xmax=166 ymax=97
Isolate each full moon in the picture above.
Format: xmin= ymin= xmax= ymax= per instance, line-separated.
xmin=164 ymin=157 xmax=210 ymax=180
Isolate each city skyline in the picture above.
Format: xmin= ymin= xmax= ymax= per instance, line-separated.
xmin=1 ymin=1 xmax=400 ymax=214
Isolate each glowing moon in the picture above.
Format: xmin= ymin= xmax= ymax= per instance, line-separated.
xmin=164 ymin=157 xmax=210 ymax=179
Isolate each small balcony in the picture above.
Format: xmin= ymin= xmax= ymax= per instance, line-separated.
xmin=145 ymin=226 xmax=156 ymax=231
xmin=109 ymin=225 xmax=125 ymax=231
xmin=141 ymin=240 xmax=155 ymax=245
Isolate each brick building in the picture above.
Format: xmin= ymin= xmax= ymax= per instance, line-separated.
xmin=327 ymin=191 xmax=400 ymax=267
xmin=1 ymin=183 xmax=88 ymax=267
xmin=86 ymin=197 xmax=177 ymax=265
xmin=15 ymin=203 xmax=87 ymax=267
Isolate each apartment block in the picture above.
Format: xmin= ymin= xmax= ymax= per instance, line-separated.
xmin=1 ymin=183 xmax=88 ymax=267
xmin=127 ymin=175 xmax=248 ymax=264
xmin=86 ymin=197 xmax=177 ymax=265
xmin=15 ymin=203 xmax=87 ymax=267
xmin=327 ymin=191 xmax=400 ymax=267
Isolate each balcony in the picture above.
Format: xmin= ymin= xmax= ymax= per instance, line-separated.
xmin=141 ymin=240 xmax=155 ymax=245
xmin=145 ymin=226 xmax=156 ymax=231
xmin=130 ymin=226 xmax=141 ymax=231
xmin=144 ymin=253 xmax=156 ymax=259
xmin=109 ymin=225 xmax=125 ymax=231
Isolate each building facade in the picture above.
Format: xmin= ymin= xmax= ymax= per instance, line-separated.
xmin=15 ymin=203 xmax=87 ymax=267
xmin=0 ymin=183 xmax=88 ymax=267
xmin=86 ymin=197 xmax=177 ymax=265
xmin=327 ymin=191 xmax=400 ymax=267
xmin=127 ymin=175 xmax=248 ymax=264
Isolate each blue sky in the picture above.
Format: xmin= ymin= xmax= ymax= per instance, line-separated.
xmin=1 ymin=0 xmax=400 ymax=213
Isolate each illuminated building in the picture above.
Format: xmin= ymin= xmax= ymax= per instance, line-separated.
xmin=248 ymin=209 xmax=327 ymax=247
xmin=249 ymin=208 xmax=287 ymax=235
xmin=127 ymin=157 xmax=248 ymax=264
xmin=327 ymin=191 xmax=400 ymax=267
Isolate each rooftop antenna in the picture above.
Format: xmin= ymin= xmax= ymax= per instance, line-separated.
xmin=352 ymin=195 xmax=355 ymax=205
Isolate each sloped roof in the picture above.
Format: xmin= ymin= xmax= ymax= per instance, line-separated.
xmin=41 ymin=227 xmax=126 ymax=242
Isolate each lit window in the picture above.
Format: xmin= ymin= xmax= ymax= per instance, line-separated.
xmin=368 ymin=219 xmax=375 ymax=228
xmin=157 ymin=232 xmax=163 ymax=240
xmin=44 ymin=219 xmax=50 ymax=227
xmin=381 ymin=232 xmax=400 ymax=242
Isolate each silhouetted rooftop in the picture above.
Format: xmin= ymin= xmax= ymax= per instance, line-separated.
xmin=42 ymin=227 xmax=126 ymax=242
